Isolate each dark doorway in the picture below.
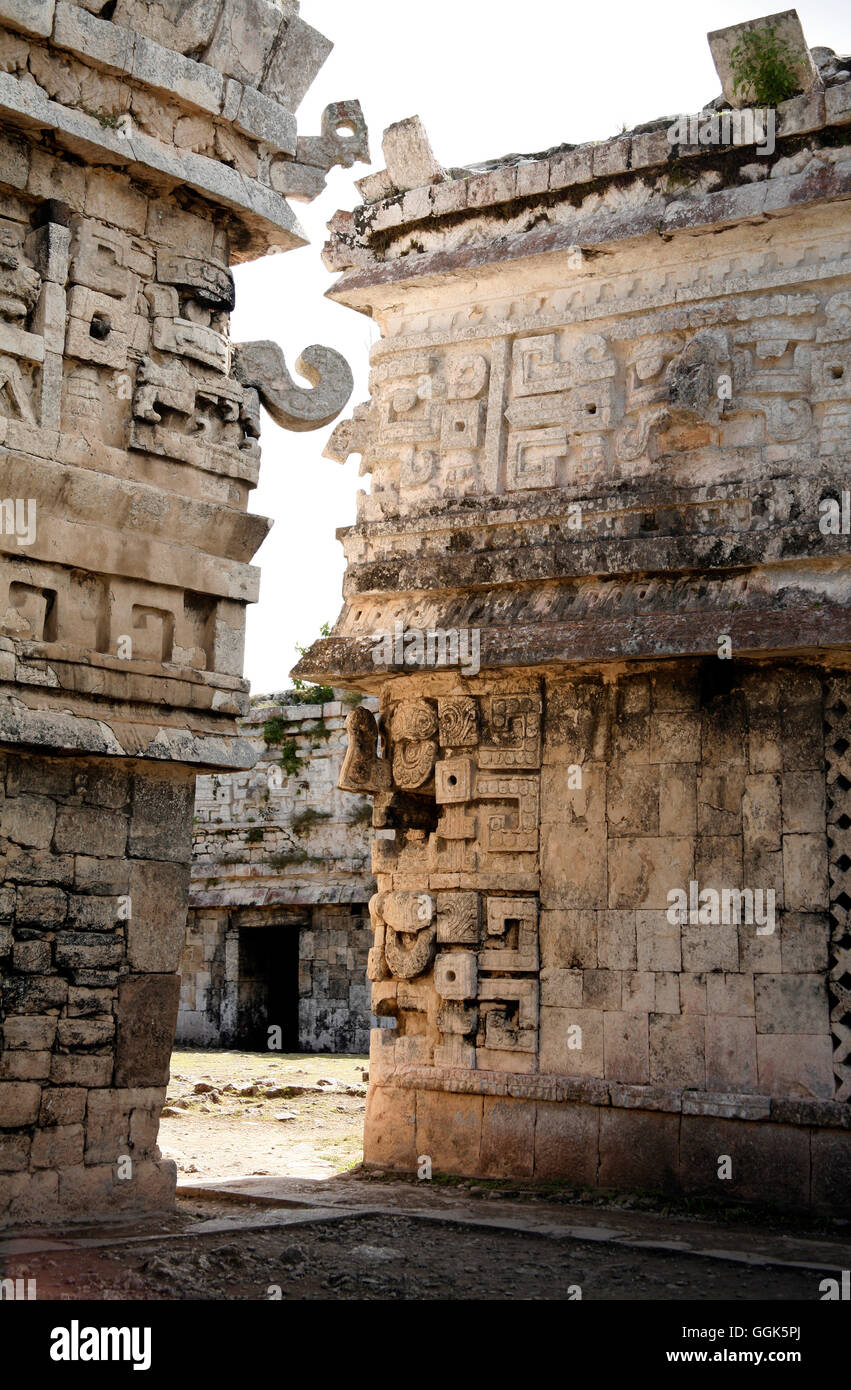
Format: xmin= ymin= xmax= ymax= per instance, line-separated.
xmin=236 ymin=926 xmax=299 ymax=1050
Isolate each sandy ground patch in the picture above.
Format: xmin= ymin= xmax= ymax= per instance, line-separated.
xmin=159 ymin=1050 xmax=368 ymax=1181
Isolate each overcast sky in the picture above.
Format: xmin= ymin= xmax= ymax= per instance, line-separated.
xmin=234 ymin=0 xmax=851 ymax=695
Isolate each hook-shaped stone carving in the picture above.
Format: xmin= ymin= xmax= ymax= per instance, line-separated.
xmin=232 ymin=340 xmax=353 ymax=432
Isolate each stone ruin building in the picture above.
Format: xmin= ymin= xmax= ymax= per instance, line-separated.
xmin=181 ymin=690 xmax=377 ymax=1052
xmin=296 ymin=12 xmax=851 ymax=1208
xmin=0 ymin=0 xmax=360 ymax=1222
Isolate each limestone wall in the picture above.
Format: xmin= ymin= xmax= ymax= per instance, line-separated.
xmin=297 ymin=16 xmax=851 ymax=1208
xmin=180 ymin=693 xmax=377 ymax=1051
xmin=0 ymin=0 xmax=362 ymax=1223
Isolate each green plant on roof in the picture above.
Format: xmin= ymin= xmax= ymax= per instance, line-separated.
xmin=729 ymin=25 xmax=800 ymax=107
xmin=292 ymin=622 xmax=334 ymax=703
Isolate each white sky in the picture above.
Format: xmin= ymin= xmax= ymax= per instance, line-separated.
xmin=234 ymin=0 xmax=851 ymax=694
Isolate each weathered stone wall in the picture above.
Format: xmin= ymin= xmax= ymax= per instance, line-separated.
xmin=0 ymin=749 xmax=191 ymax=1219
xmin=298 ymin=17 xmax=851 ymax=1208
xmin=179 ymin=902 xmax=372 ymax=1051
xmin=179 ymin=693 xmax=377 ymax=1051
xmin=0 ymin=0 xmax=361 ymax=1223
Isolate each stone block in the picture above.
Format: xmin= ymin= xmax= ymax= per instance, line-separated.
xmin=50 ymin=1054 xmax=112 ymax=1087
xmin=604 ymin=1012 xmax=649 ymax=1083
xmin=7 ymin=1168 xmax=59 ymax=1222
xmin=549 ymin=146 xmax=593 ymax=189
xmin=651 ymin=711 xmax=701 ymax=764
xmin=0 ymin=1081 xmax=40 ymax=1127
xmin=0 ymin=1133 xmax=31 ymax=1172
xmin=66 ymin=895 xmax=119 ymax=931
xmin=597 ymin=910 xmax=636 ymax=969
xmin=540 ymin=968 xmax=582 ymax=1008
xmin=126 ymin=860 xmax=190 ymax=971
xmin=539 ymin=1006 xmax=603 ymax=1076
xmin=780 ymin=912 xmax=830 ymax=972
xmin=39 ymin=1087 xmax=86 ymax=1127
xmin=681 ymin=921 xmax=739 ymax=973
xmin=810 ymin=1130 xmax=851 ymax=1211
xmin=755 ymin=1034 xmax=835 ymax=1099
xmin=630 ymin=128 xmax=672 ymax=168
xmin=479 ymin=1097 xmax=534 ymax=1178
xmin=636 ymin=910 xmax=681 ymax=971
xmin=658 ymin=766 xmax=697 ymax=836
xmin=649 ymin=1014 xmax=705 ymax=1088
xmin=31 ymin=1123 xmax=84 ymax=1169
xmin=115 ymin=974 xmax=180 ymax=1086
xmin=582 ymin=969 xmax=621 ymax=1010
xmin=754 ymin=974 xmax=829 ymax=1034
xmin=598 ymin=1109 xmax=680 ymax=1193
xmin=705 ymin=1016 xmax=759 ymax=1092
xmin=516 ymin=159 xmax=550 ymax=196
xmin=680 ymin=972 xmax=707 ymax=1014
xmin=534 ymin=1101 xmax=599 ymax=1182
xmin=415 ymin=1089 xmax=482 ymax=1175
xmin=826 ymin=80 xmax=851 ymax=125
xmin=54 ymin=934 xmax=124 ymax=971
xmin=0 ymin=1046 xmax=51 ymax=1080
xmin=654 ymin=973 xmax=681 ymax=1014
xmin=11 ymin=940 xmax=51 ymax=972
xmin=608 ymin=837 xmax=693 ymax=909
xmin=74 ymin=856 xmax=130 ymax=895
xmin=622 ymin=971 xmax=655 ymax=1014
xmin=0 ymin=0 xmax=54 ymax=38
xmin=606 ymin=766 xmax=659 ymax=835
xmin=3 ymin=973 xmax=68 ymax=1014
xmin=708 ymin=12 xmax=822 ymax=108
xmin=54 ymin=806 xmax=127 ymax=857
xmin=781 ymin=773 xmax=826 ymax=834
xmin=592 ymin=137 xmax=630 ymax=177
xmin=539 ymin=910 xmax=597 ymax=969
xmin=706 ymin=972 xmax=755 ymax=1016
xmin=53 ymin=2 xmax=133 ymax=75
xmin=1 ymin=794 xmax=55 ymax=848
xmin=742 ymin=773 xmax=781 ymax=851
xmin=382 ymin=116 xmax=444 ymax=192
xmin=128 ymin=772 xmax=193 ymax=863
xmin=57 ymin=1017 xmax=115 ymax=1048
xmin=679 ymin=1115 xmax=810 ymax=1207
xmin=2 ymin=1015 xmax=57 ymax=1050
xmin=15 ymin=885 xmax=68 ymax=925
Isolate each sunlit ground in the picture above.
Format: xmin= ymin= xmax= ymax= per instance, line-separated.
xmin=159 ymin=1050 xmax=368 ymax=1181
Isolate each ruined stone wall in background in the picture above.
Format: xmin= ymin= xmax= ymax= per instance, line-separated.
xmin=179 ymin=693 xmax=377 ymax=1052
xmin=298 ymin=16 xmax=851 ymax=1209
xmin=0 ymin=0 xmax=362 ymax=1224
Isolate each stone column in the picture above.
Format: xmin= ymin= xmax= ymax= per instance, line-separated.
xmin=298 ymin=22 xmax=851 ymax=1209
xmin=0 ymin=0 xmax=364 ymax=1223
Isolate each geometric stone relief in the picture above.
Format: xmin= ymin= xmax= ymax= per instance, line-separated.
xmin=824 ymin=677 xmax=851 ymax=1101
xmin=329 ymin=279 xmax=851 ymax=514
xmin=361 ymin=683 xmax=544 ymax=1074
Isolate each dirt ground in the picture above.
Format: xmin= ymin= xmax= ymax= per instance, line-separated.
xmin=159 ymin=1049 xmax=368 ymax=1180
xmin=0 ymin=1210 xmax=834 ymax=1301
xmin=2 ymin=1050 xmax=848 ymax=1302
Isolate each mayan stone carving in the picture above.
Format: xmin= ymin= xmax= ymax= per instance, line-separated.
xmin=296 ymin=14 xmax=851 ymax=1206
xmin=0 ymin=0 xmax=361 ymax=1223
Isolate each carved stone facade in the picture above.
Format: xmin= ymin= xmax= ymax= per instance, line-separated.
xmin=180 ymin=693 xmax=377 ymax=1052
xmin=0 ymin=1 xmax=360 ymax=1223
xmin=298 ymin=20 xmax=851 ymax=1207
